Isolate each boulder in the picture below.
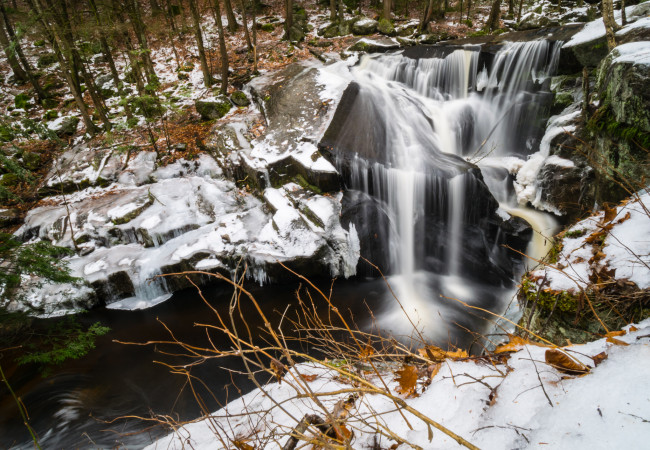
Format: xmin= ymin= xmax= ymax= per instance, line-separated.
xmin=0 ymin=208 xmax=22 ymax=228
xmin=230 ymin=90 xmax=251 ymax=107
xmin=348 ymin=37 xmax=400 ymax=53
xmin=351 ymin=17 xmax=378 ymax=35
xmin=377 ymin=18 xmax=395 ymax=36
xmin=195 ymin=96 xmax=232 ymax=120
xmin=48 ymin=116 xmax=80 ymax=137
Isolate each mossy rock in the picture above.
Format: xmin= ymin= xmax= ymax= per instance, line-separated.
xmin=14 ymin=93 xmax=30 ymax=110
xmin=44 ymin=110 xmax=58 ymax=121
xmin=377 ymin=18 xmax=395 ymax=36
xmin=42 ymin=98 xmax=59 ymax=109
xmin=131 ymin=95 xmax=165 ymax=118
xmin=260 ymin=23 xmax=275 ymax=32
xmin=52 ymin=116 xmax=80 ymax=137
xmin=79 ymin=41 xmax=103 ymax=56
xmin=551 ymin=91 xmax=574 ymax=115
xmin=22 ymin=152 xmax=42 ymax=171
xmin=230 ymin=90 xmax=250 ymax=107
xmin=195 ymin=96 xmax=232 ymax=120
xmin=34 ymin=39 xmax=46 ymax=47
xmin=351 ymin=18 xmax=378 ymax=36
xmin=37 ymin=53 xmax=58 ymax=68
xmin=0 ymin=173 xmax=21 ymax=187
xmin=0 ymin=124 xmax=15 ymax=142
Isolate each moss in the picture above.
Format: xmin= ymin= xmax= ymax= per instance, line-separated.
xmin=34 ymin=39 xmax=46 ymax=47
xmin=292 ymin=174 xmax=322 ymax=194
xmin=37 ymin=53 xmax=58 ymax=68
xmin=377 ymin=18 xmax=395 ymax=36
xmin=22 ymin=152 xmax=42 ymax=171
xmin=300 ymin=206 xmax=325 ymax=228
xmin=521 ymin=276 xmax=580 ymax=314
xmin=564 ymin=228 xmax=587 ymax=239
xmin=14 ymin=93 xmax=30 ymax=110
xmin=230 ymin=90 xmax=250 ymax=107
xmin=588 ymin=105 xmax=650 ymax=150
xmin=44 ymin=110 xmax=58 ymax=121
xmin=0 ymin=173 xmax=21 ymax=187
xmin=0 ymin=124 xmax=15 ymax=142
xmin=260 ymin=23 xmax=275 ymax=32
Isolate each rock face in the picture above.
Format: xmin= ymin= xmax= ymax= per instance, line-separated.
xmin=13 ymin=58 xmax=361 ymax=314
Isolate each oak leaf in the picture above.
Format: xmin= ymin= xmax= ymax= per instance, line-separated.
xmin=606 ymin=336 xmax=629 ymax=346
xmin=494 ymin=335 xmax=549 ymax=354
xmin=395 ymin=364 xmax=419 ymax=397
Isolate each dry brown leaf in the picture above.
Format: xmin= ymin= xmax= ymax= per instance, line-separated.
xmin=395 ymin=364 xmax=419 ymax=398
xmin=606 ymin=337 xmax=629 ymax=346
xmin=545 ymin=349 xmax=590 ymax=375
xmin=494 ymin=335 xmax=550 ymax=354
xmin=300 ymin=374 xmax=318 ymax=382
xmin=418 ymin=345 xmax=468 ymax=361
xmin=616 ymin=211 xmax=631 ymax=224
xmin=629 ymin=325 xmax=639 ymax=332
xmin=270 ymin=358 xmax=287 ymax=384
xmin=359 ymin=345 xmax=375 ymax=360
xmin=591 ymin=351 xmax=608 ymax=366
xmin=605 ymin=330 xmax=626 ymax=338
xmin=603 ymin=206 xmax=618 ymax=223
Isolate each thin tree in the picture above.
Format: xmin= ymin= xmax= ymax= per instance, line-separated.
xmin=124 ymin=0 xmax=158 ymax=84
xmin=285 ymin=0 xmax=293 ymax=41
xmin=149 ymin=0 xmax=163 ymax=15
xmin=330 ymin=0 xmax=336 ymax=21
xmin=188 ymin=0 xmax=212 ymax=87
xmin=383 ymin=0 xmax=392 ymax=19
xmin=237 ymin=0 xmax=252 ymax=50
xmin=0 ymin=17 xmax=26 ymax=82
xmin=223 ymin=0 xmax=238 ymax=32
xmin=602 ymin=0 xmax=620 ymax=50
xmin=213 ymin=0 xmax=229 ymax=95
xmin=0 ymin=4 xmax=46 ymax=102
xmin=485 ymin=0 xmax=501 ymax=31
xmin=27 ymin=0 xmax=99 ymax=134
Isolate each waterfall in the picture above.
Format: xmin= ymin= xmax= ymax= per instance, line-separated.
xmin=323 ymin=40 xmax=562 ymax=339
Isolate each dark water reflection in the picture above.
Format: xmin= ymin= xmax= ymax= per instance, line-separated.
xmin=0 ymin=273 xmax=506 ymax=449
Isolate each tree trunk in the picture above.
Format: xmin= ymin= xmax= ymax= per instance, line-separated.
xmin=620 ymin=0 xmax=627 ymax=26
xmin=125 ymin=0 xmax=158 ymax=84
xmin=237 ymin=0 xmax=252 ymax=50
xmin=601 ymin=0 xmax=619 ymax=50
xmin=285 ymin=0 xmax=293 ymax=41
xmin=0 ymin=5 xmax=46 ymax=102
xmin=0 ymin=18 xmax=27 ymax=82
xmin=88 ymin=0 xmax=133 ymax=121
xmin=458 ymin=0 xmax=464 ymax=23
xmin=329 ymin=0 xmax=336 ymax=21
xmin=383 ymin=0 xmax=392 ymax=19
xmin=507 ymin=0 xmax=515 ymax=18
xmin=188 ymin=0 xmax=212 ymax=87
xmin=223 ymin=0 xmax=239 ymax=32
xmin=420 ymin=0 xmax=435 ymax=31
xmin=164 ymin=0 xmax=177 ymax=31
xmin=213 ymin=0 xmax=229 ymax=95
xmin=516 ymin=0 xmax=523 ymax=22
xmin=28 ymin=0 xmax=99 ymax=134
xmin=149 ymin=0 xmax=163 ymax=15
xmin=485 ymin=0 xmax=501 ymax=31
xmin=467 ymin=0 xmax=473 ymax=24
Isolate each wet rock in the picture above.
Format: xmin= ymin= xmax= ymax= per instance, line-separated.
xmin=0 ymin=208 xmax=22 ymax=228
xmin=537 ymin=160 xmax=596 ymax=222
xmin=348 ymin=37 xmax=400 ymax=53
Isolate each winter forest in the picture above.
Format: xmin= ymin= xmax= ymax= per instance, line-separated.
xmin=0 ymin=0 xmax=649 ymax=448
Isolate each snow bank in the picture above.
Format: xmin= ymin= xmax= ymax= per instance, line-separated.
xmin=530 ymin=189 xmax=650 ymax=292
xmin=146 ymin=319 xmax=650 ymax=449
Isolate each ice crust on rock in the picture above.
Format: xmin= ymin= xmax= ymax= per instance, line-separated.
xmin=13 ymin=59 xmax=359 ymax=313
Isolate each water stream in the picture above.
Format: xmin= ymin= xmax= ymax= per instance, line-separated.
xmin=1 ymin=41 xmax=565 ymax=448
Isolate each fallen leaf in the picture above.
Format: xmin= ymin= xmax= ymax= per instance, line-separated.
xmin=591 ymin=352 xmax=608 ymax=366
xmin=300 ymin=374 xmax=318 ymax=382
xmin=629 ymin=325 xmax=639 ymax=332
xmin=545 ymin=349 xmax=590 ymax=375
xmin=605 ymin=330 xmax=626 ymax=338
xmin=395 ymin=364 xmax=419 ymax=398
xmin=359 ymin=345 xmax=375 ymax=360
xmin=494 ymin=335 xmax=549 ymax=354
xmin=603 ymin=206 xmax=617 ymax=223
xmin=418 ymin=345 xmax=468 ymax=361
xmin=606 ymin=337 xmax=629 ymax=346
xmin=270 ymin=358 xmax=287 ymax=383
xmin=616 ymin=211 xmax=631 ymax=224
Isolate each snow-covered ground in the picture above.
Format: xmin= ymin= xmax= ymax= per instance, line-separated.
xmin=529 ymin=189 xmax=650 ymax=293
xmin=146 ymin=319 xmax=650 ymax=449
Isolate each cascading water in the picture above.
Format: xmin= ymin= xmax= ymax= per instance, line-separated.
xmin=323 ymin=40 xmax=562 ymax=341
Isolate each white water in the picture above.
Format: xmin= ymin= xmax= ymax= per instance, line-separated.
xmin=341 ymin=41 xmax=563 ymax=338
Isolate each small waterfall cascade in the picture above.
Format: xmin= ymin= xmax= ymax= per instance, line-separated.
xmin=324 ymin=40 xmax=562 ymax=340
